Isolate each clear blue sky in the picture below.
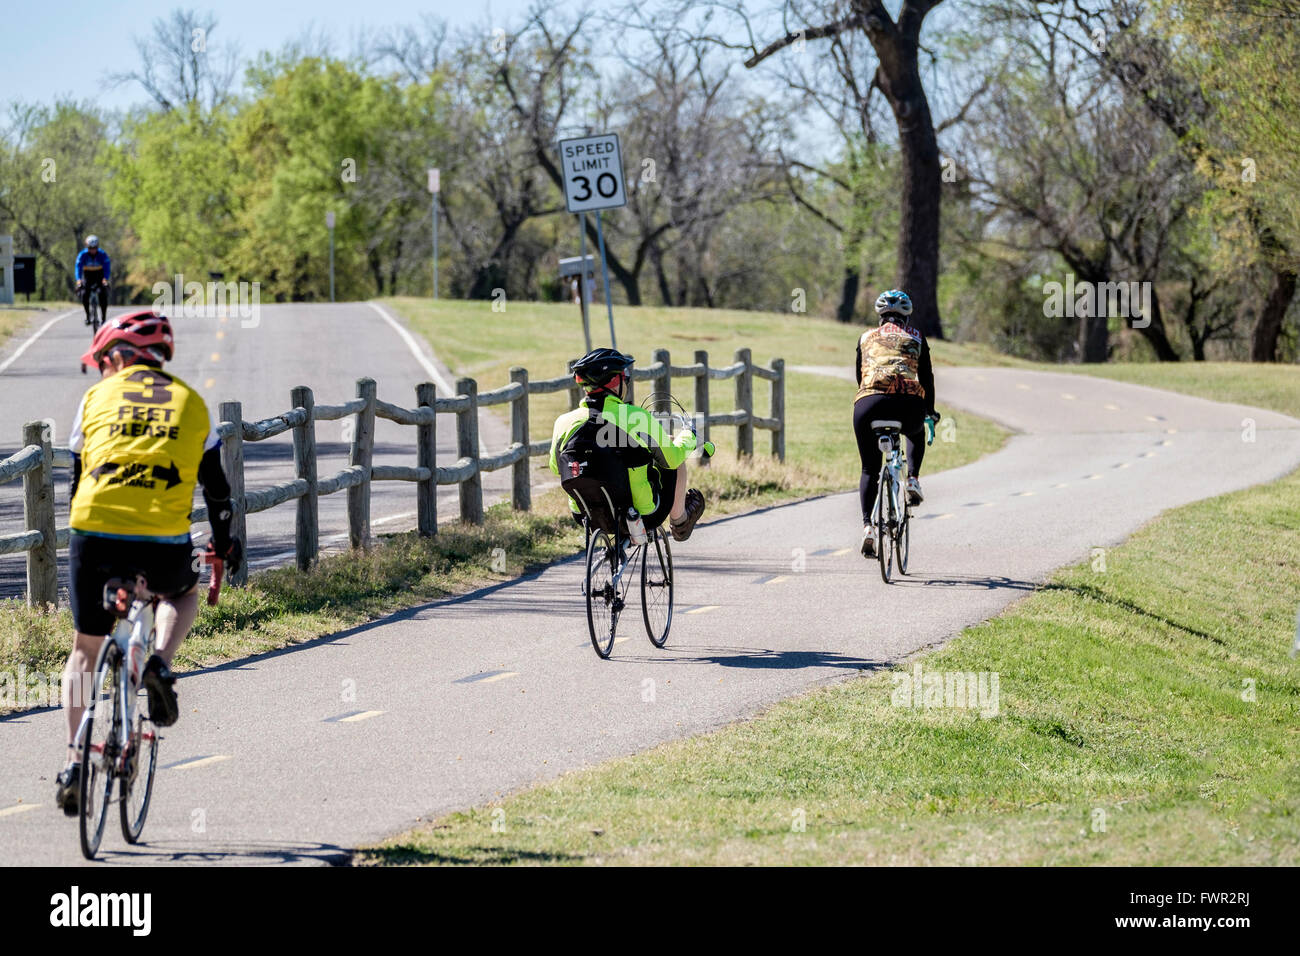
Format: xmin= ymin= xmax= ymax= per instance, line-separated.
xmin=7 ymin=0 xmax=538 ymax=112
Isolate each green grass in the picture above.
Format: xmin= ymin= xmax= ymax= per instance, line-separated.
xmin=363 ymin=464 xmax=1300 ymax=867
xmin=0 ymin=306 xmax=53 ymax=349
xmin=1055 ymin=363 xmax=1300 ymax=420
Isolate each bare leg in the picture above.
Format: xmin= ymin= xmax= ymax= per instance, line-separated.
xmin=668 ymin=462 xmax=689 ymax=522
xmin=154 ymin=585 xmax=199 ymax=667
xmin=63 ymin=632 xmax=106 ymax=762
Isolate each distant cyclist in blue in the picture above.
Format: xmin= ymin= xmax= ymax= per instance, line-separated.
xmin=75 ymin=235 xmax=111 ymax=326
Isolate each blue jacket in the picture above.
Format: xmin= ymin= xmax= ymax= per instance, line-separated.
xmin=76 ymin=248 xmax=111 ymax=282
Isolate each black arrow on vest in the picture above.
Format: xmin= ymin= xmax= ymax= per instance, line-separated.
xmin=151 ymin=461 xmax=182 ymax=489
xmin=89 ymin=462 xmax=118 ymax=481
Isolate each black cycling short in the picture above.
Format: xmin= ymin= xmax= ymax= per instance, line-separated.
xmin=69 ymin=532 xmax=199 ymax=636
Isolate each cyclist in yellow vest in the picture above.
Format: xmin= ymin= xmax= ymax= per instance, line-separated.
xmin=55 ymin=310 xmax=243 ymax=815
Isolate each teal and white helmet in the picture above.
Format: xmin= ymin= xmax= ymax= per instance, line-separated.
xmin=874 ymin=289 xmax=912 ymax=319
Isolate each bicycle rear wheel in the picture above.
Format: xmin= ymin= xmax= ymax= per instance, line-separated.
xmin=897 ymin=506 xmax=910 ymax=576
xmin=641 ymin=527 xmax=673 ymax=647
xmin=79 ymin=641 xmax=120 ymax=860
xmin=119 ymin=700 xmax=158 ymax=844
xmin=876 ymin=465 xmax=894 ymax=585
xmin=586 ymin=530 xmax=619 ymax=659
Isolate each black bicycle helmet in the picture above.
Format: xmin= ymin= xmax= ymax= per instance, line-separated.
xmin=571 ymin=348 xmax=635 ymax=389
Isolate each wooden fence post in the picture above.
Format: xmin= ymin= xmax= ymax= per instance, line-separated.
xmin=457 ymin=377 xmax=483 ymax=525
xmin=22 ymin=421 xmax=56 ymax=607
xmin=694 ymin=350 xmax=710 ymax=467
xmin=567 ymin=360 xmax=582 ymax=411
xmin=348 ymin=378 xmax=377 ymax=550
xmin=510 ymin=367 xmax=530 ymax=511
xmin=735 ymin=347 xmax=753 ymax=457
xmin=291 ymin=386 xmax=318 ymax=571
xmin=416 ymin=382 xmax=437 ymax=537
xmin=770 ymin=358 xmax=785 ymax=462
xmin=218 ymin=401 xmax=248 ymax=586
xmin=653 ymin=348 xmax=671 ymax=404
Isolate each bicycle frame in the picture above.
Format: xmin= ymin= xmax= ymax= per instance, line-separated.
xmin=75 ymin=582 xmax=158 ymax=774
xmin=870 ymin=432 xmax=907 ymax=530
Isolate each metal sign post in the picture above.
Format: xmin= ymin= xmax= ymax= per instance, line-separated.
xmin=578 ymin=213 xmax=592 ymax=352
xmin=325 ymin=212 xmax=335 ymax=302
xmin=558 ymin=133 xmax=627 ymax=348
xmin=428 ymin=167 xmax=441 ymax=299
xmin=595 ymin=210 xmax=616 ymax=349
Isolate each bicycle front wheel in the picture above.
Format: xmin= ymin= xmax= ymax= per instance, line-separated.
xmin=79 ymin=641 xmax=120 ymax=860
xmin=119 ymin=702 xmax=158 ymax=844
xmin=586 ymin=530 xmax=619 ymax=659
xmin=642 ymin=527 xmax=674 ymax=648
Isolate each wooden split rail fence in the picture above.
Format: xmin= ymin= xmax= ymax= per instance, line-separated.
xmin=1 ymin=347 xmax=785 ymax=605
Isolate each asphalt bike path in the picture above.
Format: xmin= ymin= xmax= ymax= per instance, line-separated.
xmin=2 ymin=347 xmax=1297 ymax=863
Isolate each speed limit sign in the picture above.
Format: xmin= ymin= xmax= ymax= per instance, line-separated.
xmin=558 ymin=133 xmax=627 ymax=213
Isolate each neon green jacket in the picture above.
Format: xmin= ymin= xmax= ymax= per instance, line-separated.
xmin=549 ymin=392 xmax=697 ymax=515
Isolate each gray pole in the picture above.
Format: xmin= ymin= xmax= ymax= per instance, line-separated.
xmin=432 ymin=191 xmax=439 ymax=299
xmin=328 ymin=225 xmax=335 ymax=303
xmin=578 ymin=211 xmax=592 ymax=352
xmin=596 ymin=210 xmax=616 ymax=349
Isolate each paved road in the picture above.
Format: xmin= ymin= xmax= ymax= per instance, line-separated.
xmin=2 ymin=350 xmax=1297 ymax=864
xmin=0 ymin=303 xmax=520 ymax=597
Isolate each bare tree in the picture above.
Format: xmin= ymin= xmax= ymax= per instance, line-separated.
xmin=110 ymin=9 xmax=240 ymax=113
xmin=687 ymin=0 xmax=953 ymax=337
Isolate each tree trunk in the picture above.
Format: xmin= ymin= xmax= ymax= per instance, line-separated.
xmin=872 ymin=30 xmax=945 ymax=340
xmin=1137 ymin=286 xmax=1180 ymax=361
xmin=837 ymin=266 xmax=860 ymax=323
xmin=1251 ymin=268 xmax=1296 ymax=362
xmin=1079 ymin=312 xmax=1109 ymax=363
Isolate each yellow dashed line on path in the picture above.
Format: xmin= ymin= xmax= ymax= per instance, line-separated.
xmin=1114 ymin=462 xmax=1130 ymax=469
xmin=1104 ymin=403 xmax=1120 ymax=411
xmin=1086 ymin=474 xmax=1102 ymax=480
xmin=831 ymin=547 xmax=852 ymax=557
xmin=210 ymin=352 xmax=221 ymax=363
xmin=477 ymin=672 xmax=517 ymax=684
xmin=1160 ymin=440 xmax=1174 ymax=446
xmin=1145 ymin=415 xmax=1160 ymax=422
xmin=766 ymin=575 xmax=789 ymax=585
xmin=1015 ymin=384 xmax=1031 ymax=391
xmin=0 ymin=804 xmax=39 ymax=819
xmin=1061 ymin=393 xmax=1076 ymax=400
xmin=215 ymin=330 xmax=226 ymax=340
xmin=1140 ymin=451 xmax=1156 ymax=458
xmin=686 ymin=605 xmax=719 ymax=615
xmin=339 ymin=710 xmax=385 ymax=722
xmin=1166 ymin=428 xmax=1178 ymax=434
xmin=204 ymin=378 xmax=215 ymax=389
xmin=1052 ymin=483 xmax=1069 ymax=489
xmin=1013 ymin=490 xmax=1035 ymax=496
xmin=936 ymin=513 xmax=954 ymax=520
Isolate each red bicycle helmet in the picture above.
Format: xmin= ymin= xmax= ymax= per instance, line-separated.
xmin=80 ymin=310 xmax=174 ymax=369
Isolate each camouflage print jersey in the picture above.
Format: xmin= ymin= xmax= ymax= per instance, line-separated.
xmin=855 ymin=322 xmax=932 ymax=403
